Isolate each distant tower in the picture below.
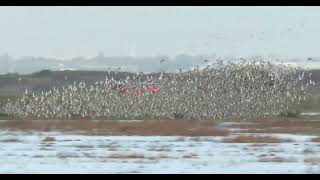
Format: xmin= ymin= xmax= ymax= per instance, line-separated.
xmin=129 ymin=47 xmax=137 ymax=57
xmin=97 ymin=51 xmax=104 ymax=59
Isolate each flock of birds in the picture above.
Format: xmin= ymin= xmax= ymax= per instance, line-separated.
xmin=3 ymin=59 xmax=315 ymax=121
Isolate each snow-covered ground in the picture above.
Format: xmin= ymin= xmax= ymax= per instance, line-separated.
xmin=0 ymin=130 xmax=320 ymax=174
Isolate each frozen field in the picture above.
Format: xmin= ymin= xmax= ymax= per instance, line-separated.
xmin=1 ymin=129 xmax=320 ymax=173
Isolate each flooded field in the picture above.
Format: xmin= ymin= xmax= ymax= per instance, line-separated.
xmin=301 ymin=112 xmax=320 ymax=116
xmin=1 ymin=120 xmax=320 ymax=174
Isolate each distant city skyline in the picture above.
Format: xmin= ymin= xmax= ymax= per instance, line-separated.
xmin=0 ymin=6 xmax=320 ymax=59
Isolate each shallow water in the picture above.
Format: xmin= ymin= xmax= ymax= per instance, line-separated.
xmin=0 ymin=130 xmax=319 ymax=173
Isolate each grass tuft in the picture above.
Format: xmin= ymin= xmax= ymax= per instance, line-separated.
xmin=223 ymin=135 xmax=292 ymax=143
xmin=42 ymin=136 xmax=55 ymax=142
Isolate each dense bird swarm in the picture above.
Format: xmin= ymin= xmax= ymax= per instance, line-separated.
xmin=3 ymin=60 xmax=315 ymax=121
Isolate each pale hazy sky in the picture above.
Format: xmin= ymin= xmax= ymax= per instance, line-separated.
xmin=0 ymin=6 xmax=319 ymax=59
